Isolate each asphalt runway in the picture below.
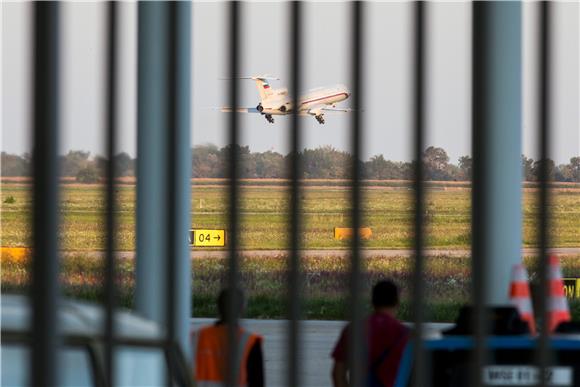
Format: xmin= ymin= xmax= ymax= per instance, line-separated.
xmin=190 ymin=318 xmax=454 ymax=387
xmin=68 ymin=247 xmax=580 ymax=259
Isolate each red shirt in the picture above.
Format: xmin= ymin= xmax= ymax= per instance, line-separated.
xmin=331 ymin=312 xmax=409 ymax=387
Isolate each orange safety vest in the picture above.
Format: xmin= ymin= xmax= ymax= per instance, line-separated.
xmin=193 ymin=325 xmax=262 ymax=387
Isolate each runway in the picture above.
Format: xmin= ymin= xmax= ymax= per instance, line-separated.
xmin=190 ymin=318 xmax=454 ymax=387
xmin=66 ymin=247 xmax=580 ymax=259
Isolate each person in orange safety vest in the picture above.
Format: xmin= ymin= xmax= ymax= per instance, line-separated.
xmin=193 ymin=288 xmax=264 ymax=387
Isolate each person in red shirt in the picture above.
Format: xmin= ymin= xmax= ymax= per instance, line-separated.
xmin=331 ymin=280 xmax=410 ymax=387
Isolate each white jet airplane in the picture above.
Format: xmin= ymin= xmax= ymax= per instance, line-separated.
xmin=221 ymin=75 xmax=352 ymax=124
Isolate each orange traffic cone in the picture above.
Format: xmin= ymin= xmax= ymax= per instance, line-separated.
xmin=509 ymin=263 xmax=536 ymax=334
xmin=546 ymin=255 xmax=571 ymax=333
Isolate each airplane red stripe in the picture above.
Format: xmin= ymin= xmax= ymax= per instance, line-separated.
xmin=300 ymin=92 xmax=349 ymax=106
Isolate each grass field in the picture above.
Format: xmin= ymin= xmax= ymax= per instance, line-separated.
xmin=1 ymin=183 xmax=579 ymax=250
xmin=2 ymin=252 xmax=579 ymax=322
xmin=2 ymin=181 xmax=579 ymax=322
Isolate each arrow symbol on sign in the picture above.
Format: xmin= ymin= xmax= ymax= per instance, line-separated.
xmin=214 ymin=235 xmax=221 ymax=241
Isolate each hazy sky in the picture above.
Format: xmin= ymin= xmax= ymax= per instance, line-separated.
xmin=2 ymin=2 xmax=579 ymax=164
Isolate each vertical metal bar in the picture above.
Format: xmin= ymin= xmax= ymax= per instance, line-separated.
xmin=166 ymin=2 xmax=178 ymax=384
xmin=104 ymin=1 xmax=118 ymax=386
xmin=136 ymin=1 xmax=168 ymax=325
xmin=31 ymin=2 xmax=60 ymax=386
xmin=471 ymin=3 xmax=489 ymax=385
xmin=173 ymin=0 xmax=194 ymax=367
xmin=348 ymin=2 xmax=364 ymax=385
xmin=287 ymin=2 xmax=302 ymax=386
xmin=537 ymin=2 xmax=552 ymax=384
xmin=411 ymin=2 xmax=426 ymax=386
xmin=226 ymin=2 xmax=241 ymax=386
xmin=472 ymin=2 xmax=522 ymax=385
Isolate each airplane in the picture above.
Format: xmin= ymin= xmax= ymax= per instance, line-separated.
xmin=221 ymin=75 xmax=352 ymax=124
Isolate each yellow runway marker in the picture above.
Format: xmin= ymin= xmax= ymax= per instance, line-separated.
xmin=563 ymin=278 xmax=580 ymax=299
xmin=190 ymin=229 xmax=226 ymax=247
xmin=334 ymin=227 xmax=372 ymax=241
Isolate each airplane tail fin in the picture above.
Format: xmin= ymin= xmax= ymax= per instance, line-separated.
xmin=221 ymin=75 xmax=279 ymax=103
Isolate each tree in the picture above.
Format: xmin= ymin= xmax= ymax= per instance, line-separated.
xmin=253 ymin=151 xmax=285 ymax=178
xmin=458 ymin=155 xmax=472 ymax=180
xmin=114 ymin=152 xmax=134 ymax=176
xmin=60 ymin=150 xmax=91 ymax=177
xmin=570 ymin=157 xmax=580 ymax=182
xmin=532 ymin=158 xmax=555 ymax=181
xmin=192 ymin=144 xmax=223 ymax=178
xmin=364 ymin=155 xmax=405 ymax=179
xmin=302 ymin=146 xmax=352 ymax=178
xmin=76 ymin=165 xmax=100 ymax=183
xmin=1 ymin=152 xmax=30 ymax=176
xmin=423 ymin=146 xmax=450 ymax=180
xmin=522 ymin=155 xmax=534 ymax=181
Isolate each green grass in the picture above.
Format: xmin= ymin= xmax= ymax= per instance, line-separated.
xmin=2 ymin=253 xmax=579 ymax=322
xmin=1 ymin=183 xmax=579 ymax=250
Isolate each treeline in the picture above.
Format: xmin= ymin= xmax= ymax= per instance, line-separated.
xmin=2 ymin=146 xmax=579 ymax=183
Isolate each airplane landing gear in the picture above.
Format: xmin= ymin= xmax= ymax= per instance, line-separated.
xmin=315 ymin=115 xmax=325 ymax=124
xmin=265 ymin=114 xmax=274 ymax=124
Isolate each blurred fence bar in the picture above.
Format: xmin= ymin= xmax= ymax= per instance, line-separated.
xmin=135 ymin=1 xmax=192 ymax=377
xmin=31 ymin=2 xmax=61 ymax=386
xmin=411 ymin=1 xmax=427 ymax=386
xmin=226 ymin=2 xmax=242 ymax=386
xmin=104 ymin=1 xmax=118 ymax=385
xmin=163 ymin=0 xmax=193 ymax=377
xmin=537 ymin=1 xmax=552 ymax=383
xmin=174 ymin=0 xmax=194 ymax=365
xmin=166 ymin=3 xmax=179 ymax=384
xmin=347 ymin=2 xmax=364 ymax=386
xmin=287 ymin=2 xmax=303 ymax=386
xmin=472 ymin=2 xmax=523 ymax=385
xmin=136 ymin=1 xmax=169 ymax=325
xmin=471 ymin=3 xmax=490 ymax=385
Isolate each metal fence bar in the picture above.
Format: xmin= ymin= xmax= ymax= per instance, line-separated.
xmin=472 ymin=3 xmax=523 ymax=385
xmin=172 ymin=0 xmax=193 ymax=366
xmin=287 ymin=2 xmax=303 ymax=386
xmin=166 ymin=2 xmax=178 ymax=384
xmin=471 ymin=3 xmax=490 ymax=386
xmin=136 ymin=1 xmax=169 ymax=325
xmin=536 ymin=2 xmax=552 ymax=384
xmin=348 ymin=2 xmax=364 ymax=385
xmin=104 ymin=1 xmax=118 ymax=385
xmin=226 ymin=2 xmax=241 ymax=386
xmin=411 ymin=1 xmax=426 ymax=386
xmin=31 ymin=3 xmax=60 ymax=386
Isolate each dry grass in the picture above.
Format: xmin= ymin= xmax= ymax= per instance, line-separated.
xmin=2 ymin=251 xmax=578 ymax=321
xmin=2 ymin=183 xmax=579 ymax=250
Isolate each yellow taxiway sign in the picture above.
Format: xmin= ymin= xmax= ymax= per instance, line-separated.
xmin=190 ymin=229 xmax=226 ymax=247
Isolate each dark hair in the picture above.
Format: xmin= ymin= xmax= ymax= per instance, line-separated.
xmin=372 ymin=280 xmax=399 ymax=308
xmin=217 ymin=288 xmax=246 ymax=322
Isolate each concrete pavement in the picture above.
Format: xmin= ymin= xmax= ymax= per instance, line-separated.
xmin=190 ymin=318 xmax=453 ymax=387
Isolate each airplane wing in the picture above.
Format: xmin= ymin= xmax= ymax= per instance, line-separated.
xmin=220 ymin=107 xmax=261 ymax=113
xmin=321 ymin=107 xmax=354 ymax=113
xmin=305 ymin=105 xmax=354 ymax=115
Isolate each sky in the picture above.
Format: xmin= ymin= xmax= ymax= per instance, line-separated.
xmin=2 ymin=2 xmax=579 ymax=164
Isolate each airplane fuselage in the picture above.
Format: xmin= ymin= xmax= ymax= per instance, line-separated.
xmin=259 ymin=84 xmax=350 ymax=115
